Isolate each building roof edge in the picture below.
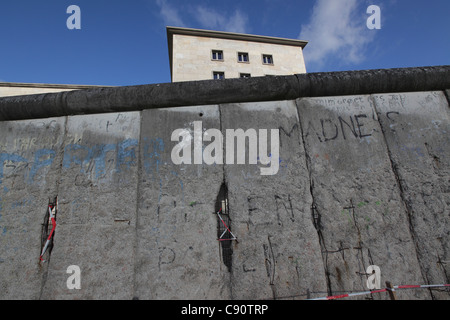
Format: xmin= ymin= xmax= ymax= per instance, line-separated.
xmin=166 ymin=26 xmax=308 ymax=48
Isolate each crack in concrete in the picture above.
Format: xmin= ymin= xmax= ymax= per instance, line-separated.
xmin=38 ymin=197 xmax=57 ymax=299
xmin=38 ymin=117 xmax=67 ymax=299
xmin=371 ymin=96 xmax=434 ymax=299
xmin=132 ymin=111 xmax=144 ymax=300
xmin=218 ymin=104 xmax=234 ymax=299
xmin=296 ymin=101 xmax=333 ymax=296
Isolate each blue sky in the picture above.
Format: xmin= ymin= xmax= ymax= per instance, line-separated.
xmin=0 ymin=0 xmax=448 ymax=86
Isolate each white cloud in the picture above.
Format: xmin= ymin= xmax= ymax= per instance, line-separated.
xmin=299 ymin=0 xmax=374 ymax=70
xmin=155 ymin=0 xmax=186 ymax=27
xmin=195 ymin=6 xmax=249 ymax=33
xmin=154 ymin=0 xmax=249 ymax=34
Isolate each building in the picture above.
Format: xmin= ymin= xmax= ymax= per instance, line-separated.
xmin=0 ymin=27 xmax=308 ymax=97
xmin=0 ymin=82 xmax=112 ymax=98
xmin=167 ymin=26 xmax=308 ymax=82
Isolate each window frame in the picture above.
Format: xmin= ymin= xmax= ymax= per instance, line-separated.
xmin=213 ymin=71 xmax=225 ymax=80
xmin=239 ymin=73 xmax=251 ymax=78
xmin=262 ymin=54 xmax=274 ymax=65
xmin=212 ymin=50 xmax=224 ymax=61
xmin=237 ymin=52 xmax=250 ymax=63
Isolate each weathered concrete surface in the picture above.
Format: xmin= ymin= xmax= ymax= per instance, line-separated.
xmin=0 ymin=75 xmax=449 ymax=299
xmin=0 ymin=117 xmax=65 ymax=299
xmin=135 ymin=106 xmax=229 ymax=299
xmin=221 ymin=101 xmax=328 ymax=299
xmin=297 ymin=95 xmax=430 ymax=299
xmin=373 ymin=91 xmax=450 ymax=299
xmin=41 ymin=112 xmax=141 ymax=299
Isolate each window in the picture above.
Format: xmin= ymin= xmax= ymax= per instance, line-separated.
xmin=262 ymin=54 xmax=273 ymax=65
xmin=213 ymin=72 xmax=225 ymax=80
xmin=240 ymin=73 xmax=251 ymax=78
xmin=237 ymin=52 xmax=249 ymax=63
xmin=212 ymin=50 xmax=223 ymax=61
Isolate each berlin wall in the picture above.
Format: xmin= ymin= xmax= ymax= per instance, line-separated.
xmin=0 ymin=67 xmax=449 ymax=300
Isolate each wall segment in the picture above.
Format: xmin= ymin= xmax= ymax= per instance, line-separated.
xmin=373 ymin=91 xmax=450 ymax=299
xmin=0 ymin=67 xmax=449 ymax=300
xmin=297 ymin=95 xmax=431 ymax=299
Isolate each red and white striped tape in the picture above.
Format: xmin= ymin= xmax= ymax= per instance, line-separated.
xmin=39 ymin=198 xmax=58 ymax=262
xmin=216 ymin=208 xmax=237 ymax=241
xmin=309 ymin=284 xmax=450 ymax=300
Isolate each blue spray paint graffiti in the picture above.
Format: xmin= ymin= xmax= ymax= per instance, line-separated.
xmin=118 ymin=139 xmax=138 ymax=168
xmin=0 ymin=139 xmax=139 ymax=185
xmin=63 ymin=139 xmax=139 ymax=178
xmin=0 ymin=153 xmax=28 ymax=184
xmin=1 ymin=151 xmax=56 ymax=185
xmin=142 ymin=138 xmax=165 ymax=177
xmin=28 ymin=149 xmax=56 ymax=184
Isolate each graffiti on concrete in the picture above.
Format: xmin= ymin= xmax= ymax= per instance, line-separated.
xmin=63 ymin=139 xmax=138 ymax=179
xmin=0 ymin=139 xmax=139 ymax=185
xmin=304 ymin=113 xmax=377 ymax=143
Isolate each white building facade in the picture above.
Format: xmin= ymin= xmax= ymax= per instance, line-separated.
xmin=167 ymin=27 xmax=308 ymax=82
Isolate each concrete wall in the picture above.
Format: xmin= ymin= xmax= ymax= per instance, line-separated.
xmin=0 ymin=88 xmax=448 ymax=300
